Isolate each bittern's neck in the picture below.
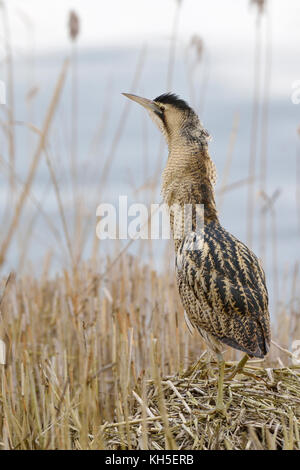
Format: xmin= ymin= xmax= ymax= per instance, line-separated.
xmin=161 ymin=143 xmax=218 ymax=226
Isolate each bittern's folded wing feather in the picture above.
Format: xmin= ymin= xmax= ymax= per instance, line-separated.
xmin=176 ymin=221 xmax=271 ymax=358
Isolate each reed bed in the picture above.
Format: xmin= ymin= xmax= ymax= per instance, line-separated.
xmin=0 ymin=254 xmax=299 ymax=450
xmin=0 ymin=0 xmax=299 ymax=452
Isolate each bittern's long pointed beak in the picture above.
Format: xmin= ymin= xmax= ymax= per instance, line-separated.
xmin=122 ymin=93 xmax=162 ymax=114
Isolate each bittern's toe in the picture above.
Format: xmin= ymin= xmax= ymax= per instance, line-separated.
xmin=198 ymin=397 xmax=231 ymax=419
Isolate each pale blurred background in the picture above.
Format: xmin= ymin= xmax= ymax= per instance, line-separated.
xmin=0 ymin=0 xmax=300 ymax=316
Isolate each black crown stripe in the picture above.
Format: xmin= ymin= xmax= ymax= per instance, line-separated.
xmin=153 ymin=93 xmax=190 ymax=110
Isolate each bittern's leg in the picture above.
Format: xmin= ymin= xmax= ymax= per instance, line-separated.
xmin=225 ymin=353 xmax=249 ymax=381
xmin=198 ymin=353 xmax=229 ymax=417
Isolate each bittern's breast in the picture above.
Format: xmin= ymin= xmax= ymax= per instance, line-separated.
xmin=175 ymin=220 xmax=271 ymax=359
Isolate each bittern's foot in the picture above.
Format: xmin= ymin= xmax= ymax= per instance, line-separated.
xmin=198 ymin=397 xmax=231 ymax=419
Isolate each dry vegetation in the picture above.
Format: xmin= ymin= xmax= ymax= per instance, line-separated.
xmin=0 ymin=254 xmax=299 ymax=450
xmin=0 ymin=0 xmax=300 ymax=451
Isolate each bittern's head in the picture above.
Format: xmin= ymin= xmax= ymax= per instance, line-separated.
xmin=122 ymin=92 xmax=210 ymax=149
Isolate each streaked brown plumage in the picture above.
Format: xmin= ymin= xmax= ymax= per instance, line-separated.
xmin=123 ymin=92 xmax=271 ymax=414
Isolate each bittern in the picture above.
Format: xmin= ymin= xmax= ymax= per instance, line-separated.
xmin=123 ymin=92 xmax=271 ymax=415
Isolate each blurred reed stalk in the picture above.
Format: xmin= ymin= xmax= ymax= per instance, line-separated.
xmin=166 ymin=0 xmax=182 ymax=90
xmin=197 ymin=47 xmax=209 ymax=117
xmin=68 ymin=11 xmax=81 ymax=263
xmin=43 ymin=145 xmax=74 ymax=267
xmin=153 ymin=0 xmax=183 ymax=191
xmin=1 ymin=1 xmax=15 ymax=193
xmin=185 ymin=35 xmax=203 ymax=106
xmin=290 ymin=261 xmax=300 ymax=342
xmin=217 ymin=112 xmax=240 ymax=211
xmin=297 ymin=127 xmax=300 ymax=236
xmin=185 ymin=35 xmax=209 ymax=117
xmin=90 ymin=45 xmax=147 ymax=265
xmin=15 ymin=9 xmax=41 ymax=270
xmin=260 ymin=189 xmax=280 ymax=311
xmin=0 ymin=59 xmax=69 ymax=267
xmin=258 ymin=1 xmax=272 ymax=264
xmin=247 ymin=1 xmax=264 ymax=248
xmin=82 ymin=78 xmax=112 ymax=180
xmin=0 ymin=134 xmax=65 ymax=259
xmin=17 ymin=8 xmax=37 ymax=154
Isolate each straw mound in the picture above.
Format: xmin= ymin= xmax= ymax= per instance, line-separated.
xmin=103 ymin=358 xmax=300 ymax=450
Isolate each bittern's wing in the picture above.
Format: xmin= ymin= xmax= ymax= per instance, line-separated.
xmin=176 ymin=221 xmax=271 ymax=358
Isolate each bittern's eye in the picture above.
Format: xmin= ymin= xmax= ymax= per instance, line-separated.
xmin=154 ymin=105 xmax=165 ymax=117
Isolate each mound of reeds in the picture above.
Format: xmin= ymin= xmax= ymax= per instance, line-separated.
xmin=103 ymin=356 xmax=300 ymax=450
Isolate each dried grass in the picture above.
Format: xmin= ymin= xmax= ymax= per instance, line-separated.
xmin=104 ymin=357 xmax=300 ymax=450
xmin=0 ymin=255 xmax=299 ymax=450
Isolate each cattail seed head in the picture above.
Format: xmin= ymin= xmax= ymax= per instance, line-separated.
xmin=68 ymin=10 xmax=80 ymax=42
xmin=250 ymin=0 xmax=266 ymax=14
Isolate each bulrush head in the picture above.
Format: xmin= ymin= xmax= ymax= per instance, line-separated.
xmin=123 ymin=92 xmax=218 ymax=225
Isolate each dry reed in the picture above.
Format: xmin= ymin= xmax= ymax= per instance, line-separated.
xmin=0 ymin=254 xmax=299 ymax=450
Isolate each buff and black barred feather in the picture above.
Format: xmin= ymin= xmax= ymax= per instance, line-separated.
xmin=155 ymin=93 xmax=271 ymax=359
xmin=176 ymin=221 xmax=270 ymax=358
